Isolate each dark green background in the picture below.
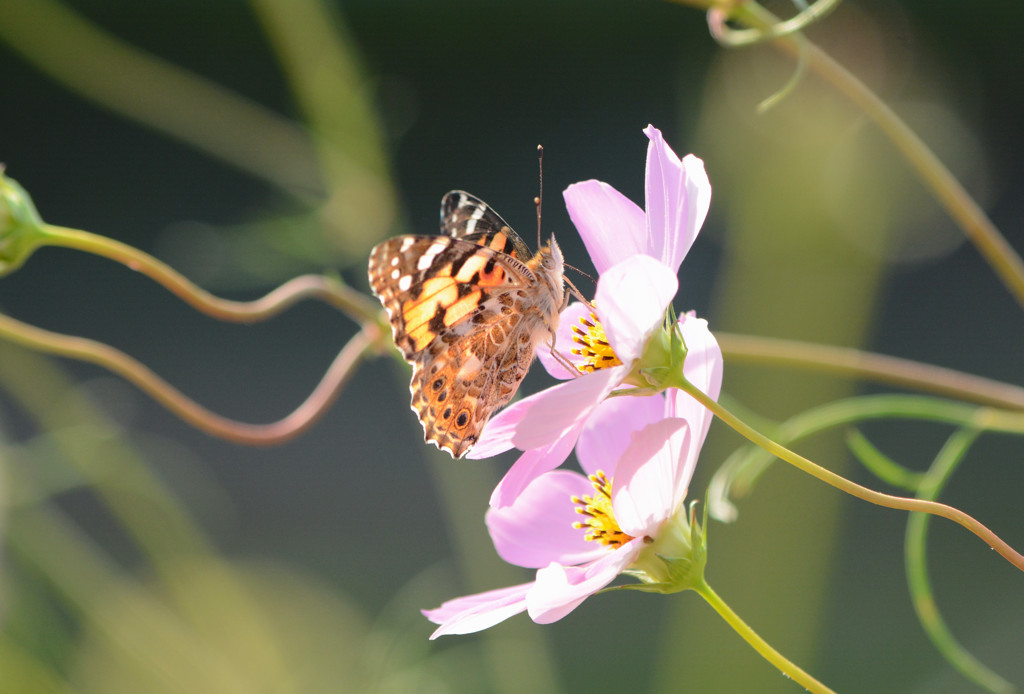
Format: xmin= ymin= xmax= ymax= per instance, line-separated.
xmin=1 ymin=1 xmax=1022 ymax=692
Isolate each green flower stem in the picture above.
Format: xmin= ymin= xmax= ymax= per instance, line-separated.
xmin=697 ymin=0 xmax=1024 ymax=311
xmin=40 ymin=224 xmax=382 ymax=325
xmin=716 ymin=332 xmax=1024 ymax=411
xmin=694 ymin=580 xmax=836 ymax=694
xmin=709 ymin=394 xmax=1024 ymax=522
xmin=678 ymin=379 xmax=1024 ymax=573
xmin=0 ymin=308 xmax=383 ymax=445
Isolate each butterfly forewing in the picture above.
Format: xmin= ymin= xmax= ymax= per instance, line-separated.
xmin=368 ymin=235 xmax=530 ymax=360
xmin=441 ymin=190 xmax=533 ymax=260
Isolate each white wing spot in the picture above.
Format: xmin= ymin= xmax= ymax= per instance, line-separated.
xmin=398 ymin=274 xmax=413 ymax=291
xmin=416 ymin=240 xmax=450 ymax=271
xmin=391 ymin=268 xmax=401 ymax=280
xmin=464 ymin=204 xmax=487 ymax=235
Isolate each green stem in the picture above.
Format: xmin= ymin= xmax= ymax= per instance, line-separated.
xmin=905 ymin=427 xmax=1015 ymax=694
xmin=678 ymin=379 xmax=1024 ymax=572
xmin=844 ymin=429 xmax=927 ymax=491
xmin=39 ymin=224 xmax=382 ymax=325
xmin=695 ymin=580 xmax=835 ymax=694
xmin=708 ymin=394 xmax=1024 ymax=523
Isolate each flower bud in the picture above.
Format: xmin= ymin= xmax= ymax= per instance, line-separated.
xmin=0 ymin=169 xmax=46 ymax=276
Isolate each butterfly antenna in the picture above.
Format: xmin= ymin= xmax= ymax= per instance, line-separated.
xmin=563 ymin=263 xmax=596 ymax=286
xmin=535 ymin=144 xmax=544 ymax=246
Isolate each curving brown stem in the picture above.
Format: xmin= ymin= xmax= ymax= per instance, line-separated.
xmin=0 ymin=309 xmax=385 ymax=445
xmin=40 ymin=225 xmax=382 ymax=325
xmin=717 ymin=332 xmax=1024 ymax=411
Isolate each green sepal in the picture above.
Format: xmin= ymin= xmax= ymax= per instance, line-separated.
xmin=599 ymin=499 xmax=710 ymax=596
xmin=0 ymin=170 xmax=48 ymax=276
xmin=622 ymin=307 xmax=691 ymax=391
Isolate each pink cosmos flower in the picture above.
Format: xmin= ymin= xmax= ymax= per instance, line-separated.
xmin=467 ymin=125 xmax=715 ymax=508
xmin=423 ymin=336 xmax=719 ymax=636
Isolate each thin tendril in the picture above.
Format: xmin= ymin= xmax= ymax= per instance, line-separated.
xmin=905 ymin=427 xmax=1015 ymax=694
xmin=707 ymin=0 xmax=843 ymax=47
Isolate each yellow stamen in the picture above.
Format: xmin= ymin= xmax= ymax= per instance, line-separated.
xmin=571 ymin=470 xmax=633 ymax=547
xmin=570 ymin=310 xmax=623 ymax=373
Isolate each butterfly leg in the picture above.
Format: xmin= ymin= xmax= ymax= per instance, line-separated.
xmin=563 ymin=276 xmax=594 ymax=310
xmin=545 ymin=336 xmax=582 ymax=379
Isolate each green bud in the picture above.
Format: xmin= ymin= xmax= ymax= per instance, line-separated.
xmin=0 ymin=168 xmax=47 ymax=276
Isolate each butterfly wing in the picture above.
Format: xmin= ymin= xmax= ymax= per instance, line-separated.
xmin=441 ymin=190 xmax=533 ymax=260
xmin=368 ymin=234 xmax=542 ymax=458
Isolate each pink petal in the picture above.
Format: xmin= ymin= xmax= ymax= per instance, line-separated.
xmin=474 ymin=321 xmax=625 ymax=463
xmin=643 ymin=125 xmax=711 ymax=274
xmin=575 ymin=394 xmax=666 ymax=477
xmin=611 ymin=417 xmax=692 ymax=537
xmin=511 ymin=366 xmax=624 ymax=451
xmin=594 ymin=256 xmax=678 ymax=364
xmin=468 ymin=411 xmax=523 ymax=459
xmin=489 ymin=429 xmax=579 ymax=508
xmin=666 ymin=314 xmax=723 ymax=458
xmin=423 ymin=582 xmax=532 ymax=638
xmin=487 ymin=470 xmax=606 ymax=568
xmin=468 ymin=384 xmax=551 ymax=459
xmin=564 ymin=180 xmax=647 ymax=276
xmin=536 ymin=301 xmax=594 ymax=380
xmin=680 ymin=314 xmax=723 ymax=403
xmin=526 ymin=537 xmax=646 ymax=624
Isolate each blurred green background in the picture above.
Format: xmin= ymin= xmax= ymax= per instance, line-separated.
xmin=0 ymin=0 xmax=1022 ymax=692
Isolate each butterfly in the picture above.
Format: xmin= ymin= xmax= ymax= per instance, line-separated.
xmin=368 ymin=191 xmax=565 ymax=458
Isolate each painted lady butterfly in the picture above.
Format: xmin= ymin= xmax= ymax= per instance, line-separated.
xmin=368 ymin=191 xmax=565 ymax=458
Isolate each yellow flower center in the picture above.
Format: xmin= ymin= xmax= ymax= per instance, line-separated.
xmin=571 ymin=470 xmax=634 ymax=548
xmin=571 ymin=311 xmax=623 ymax=373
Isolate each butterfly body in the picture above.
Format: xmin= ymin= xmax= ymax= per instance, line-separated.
xmin=368 ymin=191 xmax=565 ymax=458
